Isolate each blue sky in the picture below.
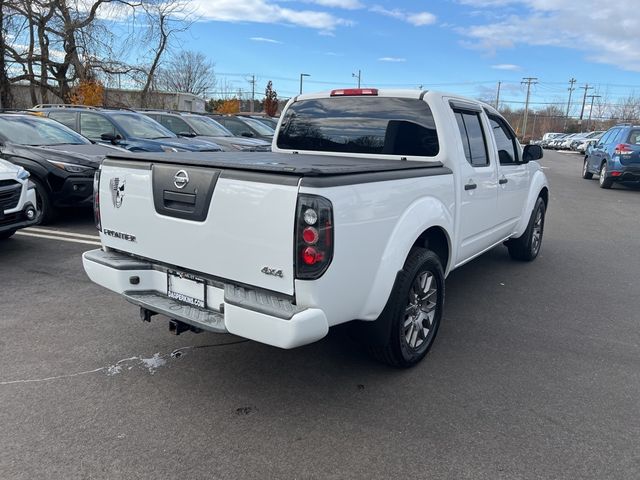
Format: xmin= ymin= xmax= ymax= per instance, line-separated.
xmin=172 ymin=0 xmax=640 ymax=113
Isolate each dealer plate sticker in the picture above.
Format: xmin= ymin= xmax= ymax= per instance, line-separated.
xmin=167 ymin=272 xmax=205 ymax=308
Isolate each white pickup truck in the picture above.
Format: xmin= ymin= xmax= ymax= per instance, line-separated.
xmin=0 ymin=159 xmax=38 ymax=240
xmin=83 ymin=89 xmax=548 ymax=367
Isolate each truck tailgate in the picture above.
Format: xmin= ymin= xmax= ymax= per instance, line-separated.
xmin=98 ymin=160 xmax=299 ymax=295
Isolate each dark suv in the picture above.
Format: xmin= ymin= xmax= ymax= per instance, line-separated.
xmin=0 ymin=113 xmax=122 ymax=223
xmin=207 ymin=114 xmax=275 ymax=141
xmin=32 ymin=105 xmax=221 ymax=153
xmin=143 ymin=111 xmax=271 ymax=151
xmin=583 ymin=124 xmax=640 ymax=189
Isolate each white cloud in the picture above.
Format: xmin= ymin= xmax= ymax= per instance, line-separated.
xmin=306 ymin=0 xmax=363 ymax=9
xmin=378 ymin=57 xmax=406 ymax=62
xmin=406 ymin=12 xmax=437 ymax=26
xmin=249 ymin=36 xmax=283 ymax=44
xmin=457 ymin=0 xmax=640 ymax=71
xmin=188 ymin=0 xmax=352 ymax=30
xmin=370 ymin=5 xmax=436 ymax=26
xmin=491 ymin=63 xmax=521 ymax=70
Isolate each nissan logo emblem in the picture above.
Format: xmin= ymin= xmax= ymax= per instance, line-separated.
xmin=174 ymin=170 xmax=189 ymax=189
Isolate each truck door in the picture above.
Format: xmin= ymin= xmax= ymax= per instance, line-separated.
xmin=487 ymin=113 xmax=530 ymax=238
xmin=451 ymin=104 xmax=500 ymax=264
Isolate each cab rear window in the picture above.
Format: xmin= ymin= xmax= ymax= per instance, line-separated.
xmin=277 ymin=97 xmax=439 ymax=157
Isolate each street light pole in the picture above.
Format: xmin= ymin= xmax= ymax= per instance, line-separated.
xmin=352 ymin=70 xmax=361 ymax=88
xmin=299 ymin=73 xmax=310 ymax=95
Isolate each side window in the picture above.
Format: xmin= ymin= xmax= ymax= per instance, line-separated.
xmin=613 ymin=128 xmax=627 ymax=145
xmin=454 ymin=110 xmax=489 ymax=167
xmin=599 ymin=129 xmax=616 ymax=146
xmin=489 ymin=115 xmax=519 ymax=164
xmin=48 ymin=111 xmax=77 ymax=131
xmin=80 ymin=113 xmax=116 ymax=140
xmin=161 ymin=116 xmax=191 ymax=135
xmin=223 ymin=118 xmax=249 ymax=136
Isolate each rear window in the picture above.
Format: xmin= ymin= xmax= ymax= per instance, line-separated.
xmin=626 ymin=129 xmax=640 ymax=145
xmin=277 ymin=97 xmax=439 ymax=157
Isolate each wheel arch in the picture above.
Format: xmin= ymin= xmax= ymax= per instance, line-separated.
xmin=359 ymin=195 xmax=454 ymax=321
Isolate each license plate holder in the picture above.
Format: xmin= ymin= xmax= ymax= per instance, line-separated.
xmin=167 ymin=271 xmax=206 ymax=308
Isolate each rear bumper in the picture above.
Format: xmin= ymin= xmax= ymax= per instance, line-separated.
xmin=82 ymin=249 xmax=329 ymax=349
xmin=615 ymin=165 xmax=640 ymax=182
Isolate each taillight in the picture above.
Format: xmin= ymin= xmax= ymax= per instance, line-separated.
xmin=295 ymin=195 xmax=333 ymax=279
xmin=615 ymin=143 xmax=633 ymax=155
xmin=330 ymin=88 xmax=378 ymax=97
xmin=93 ymin=169 xmax=101 ymax=231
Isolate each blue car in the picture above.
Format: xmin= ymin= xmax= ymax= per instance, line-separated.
xmin=582 ymin=124 xmax=640 ymax=189
xmin=32 ymin=105 xmax=222 ymax=152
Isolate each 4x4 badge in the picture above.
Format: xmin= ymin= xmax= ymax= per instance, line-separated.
xmin=109 ymin=177 xmax=125 ymax=208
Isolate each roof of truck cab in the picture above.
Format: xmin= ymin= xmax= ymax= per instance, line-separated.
xmin=103 ymin=151 xmax=446 ymax=177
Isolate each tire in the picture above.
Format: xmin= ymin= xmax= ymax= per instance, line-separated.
xmin=506 ymin=197 xmax=546 ymax=262
xmin=0 ymin=229 xmax=16 ymax=240
xmin=582 ymin=158 xmax=593 ymax=179
xmin=599 ymin=162 xmax=613 ymax=189
xmin=367 ymin=248 xmax=445 ymax=368
xmin=31 ymin=178 xmax=57 ymax=224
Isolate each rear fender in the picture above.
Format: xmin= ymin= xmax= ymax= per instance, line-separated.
xmin=360 ymin=196 xmax=453 ymax=320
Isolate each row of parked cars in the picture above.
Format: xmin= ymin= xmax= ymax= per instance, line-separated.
xmin=0 ymin=106 xmax=279 ymax=238
xmin=537 ymin=131 xmax=604 ymax=153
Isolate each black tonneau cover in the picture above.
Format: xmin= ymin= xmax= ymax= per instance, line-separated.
xmin=104 ymin=151 xmax=444 ymax=177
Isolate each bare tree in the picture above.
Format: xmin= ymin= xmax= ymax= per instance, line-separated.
xmin=2 ymin=0 xmax=140 ymax=102
xmin=158 ymin=50 xmax=215 ymax=96
xmin=138 ymin=0 xmax=194 ymax=107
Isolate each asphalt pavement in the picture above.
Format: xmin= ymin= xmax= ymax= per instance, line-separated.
xmin=1 ymin=150 xmax=639 ymax=480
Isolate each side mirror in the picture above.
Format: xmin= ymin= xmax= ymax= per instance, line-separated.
xmin=178 ymin=131 xmax=196 ymax=138
xmin=523 ymin=144 xmax=543 ymax=162
xmin=241 ymin=131 xmax=254 ymax=138
xmin=100 ymin=133 xmax=120 ymax=144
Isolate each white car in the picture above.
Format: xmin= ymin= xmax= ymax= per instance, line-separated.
xmin=0 ymin=159 xmax=38 ymax=240
xmin=83 ymin=89 xmax=549 ymax=367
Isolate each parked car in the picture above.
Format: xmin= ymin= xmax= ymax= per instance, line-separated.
xmin=572 ymin=131 xmax=603 ymax=151
xmin=84 ymin=88 xmax=548 ymax=368
xmin=577 ymin=133 xmax=603 ymax=154
xmin=32 ymin=105 xmax=222 ymax=153
xmin=546 ymin=134 xmax=568 ymax=149
xmin=0 ymin=159 xmax=38 ymax=239
xmin=582 ymin=124 xmax=640 ymax=188
xmin=238 ymin=114 xmax=279 ymax=130
xmin=142 ymin=111 xmax=271 ymax=151
xmin=541 ymin=132 xmax=563 ymax=148
xmin=0 ymin=113 xmax=122 ymax=223
xmin=207 ymin=114 xmax=275 ymax=141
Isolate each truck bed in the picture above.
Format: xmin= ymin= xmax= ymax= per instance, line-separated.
xmin=104 ymin=151 xmax=447 ymax=177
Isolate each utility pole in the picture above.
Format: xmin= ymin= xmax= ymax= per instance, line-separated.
xmin=247 ymin=75 xmax=256 ymax=113
xmin=299 ymin=73 xmax=310 ymax=95
xmin=586 ymin=94 xmax=601 ymax=131
xmin=495 ymin=81 xmax=502 ymax=109
xmin=352 ymin=69 xmax=361 ymax=88
xmin=579 ymin=84 xmax=593 ymax=121
xmin=563 ymin=77 xmax=576 ymax=132
xmin=521 ymin=77 xmax=538 ymax=141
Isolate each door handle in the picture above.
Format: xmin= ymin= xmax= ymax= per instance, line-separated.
xmin=464 ymin=182 xmax=477 ymax=191
xmin=499 ymin=178 xmax=508 ymax=185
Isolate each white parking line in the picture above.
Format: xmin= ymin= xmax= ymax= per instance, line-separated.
xmin=15 ymin=231 xmax=101 ymax=246
xmin=24 ymin=227 xmax=100 ymax=240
